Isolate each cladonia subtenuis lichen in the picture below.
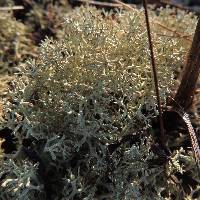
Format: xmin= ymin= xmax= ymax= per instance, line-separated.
xmin=0 ymin=6 xmax=198 ymax=200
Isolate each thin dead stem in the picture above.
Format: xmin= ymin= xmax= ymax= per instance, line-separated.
xmin=75 ymin=0 xmax=124 ymax=8
xmin=155 ymin=21 xmax=192 ymax=43
xmin=0 ymin=6 xmax=24 ymax=11
xmin=142 ymin=0 xmax=165 ymax=146
xmin=112 ymin=0 xmax=135 ymax=10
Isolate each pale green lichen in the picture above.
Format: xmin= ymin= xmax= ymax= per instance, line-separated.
xmin=1 ymin=6 xmax=199 ymax=200
xmin=0 ymin=159 xmax=43 ymax=200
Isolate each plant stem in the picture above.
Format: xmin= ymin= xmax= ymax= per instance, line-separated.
xmin=173 ymin=17 xmax=200 ymax=110
xmin=142 ymin=0 xmax=165 ymax=146
xmin=0 ymin=6 xmax=24 ymax=11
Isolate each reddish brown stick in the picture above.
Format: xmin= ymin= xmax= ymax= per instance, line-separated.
xmin=173 ymin=17 xmax=200 ymax=110
xmin=142 ymin=0 xmax=165 ymax=146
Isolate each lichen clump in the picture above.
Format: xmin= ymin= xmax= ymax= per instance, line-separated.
xmin=0 ymin=6 xmax=198 ymax=200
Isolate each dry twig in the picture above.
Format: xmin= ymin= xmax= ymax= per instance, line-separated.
xmin=155 ymin=21 xmax=192 ymax=43
xmin=142 ymin=0 xmax=165 ymax=146
xmin=0 ymin=6 xmax=24 ymax=11
xmin=74 ymin=0 xmax=124 ymax=8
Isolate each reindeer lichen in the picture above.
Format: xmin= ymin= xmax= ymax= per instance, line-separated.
xmin=0 ymin=6 xmax=199 ymax=200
